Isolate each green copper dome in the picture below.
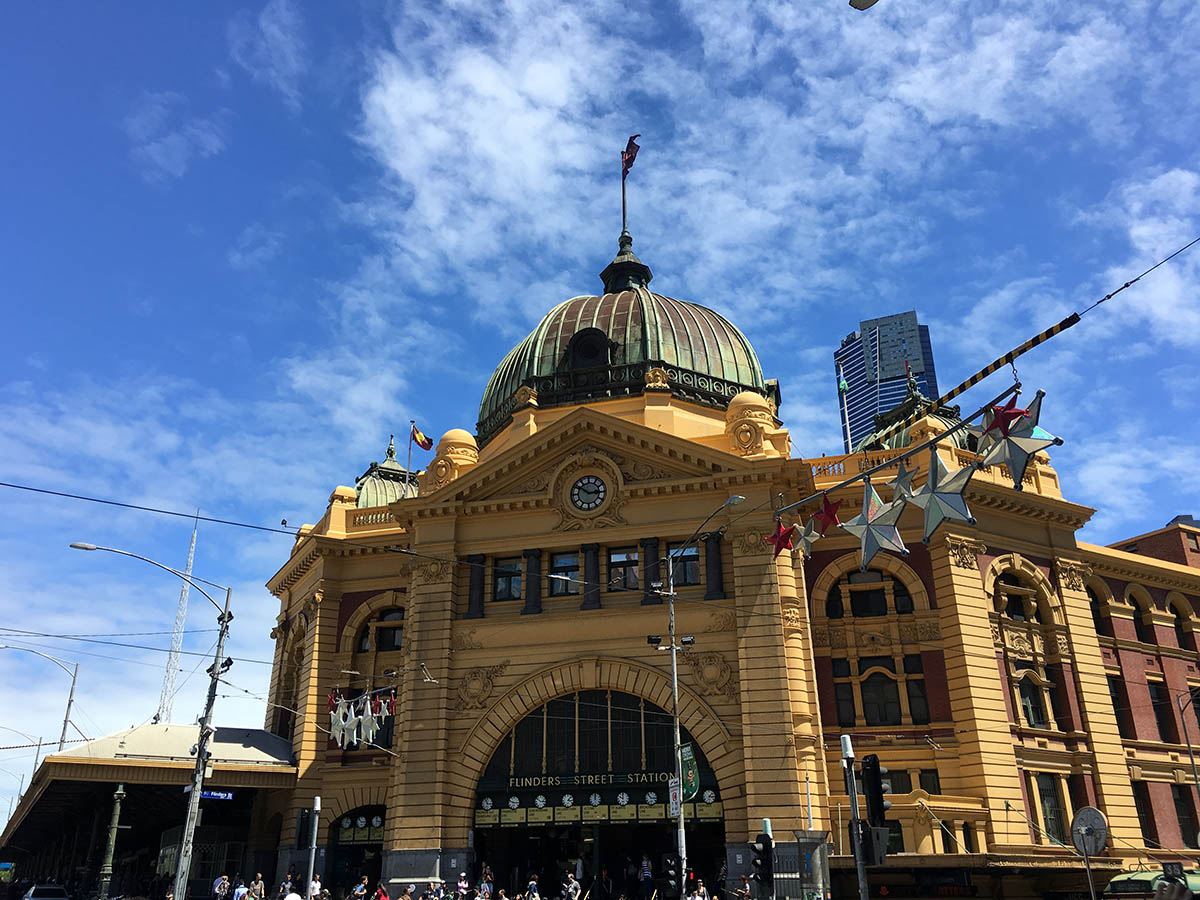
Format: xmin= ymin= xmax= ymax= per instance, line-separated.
xmin=476 ymin=236 xmax=772 ymax=446
xmin=354 ymin=436 xmax=418 ymax=507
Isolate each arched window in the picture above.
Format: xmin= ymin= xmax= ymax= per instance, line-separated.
xmin=1018 ymin=677 xmax=1048 ymax=729
xmin=355 ymin=607 xmax=405 ymax=653
xmin=1173 ymin=604 xmax=1194 ymax=651
xmin=825 ymin=585 xmax=844 ymax=619
xmin=1131 ymin=599 xmax=1154 ymax=645
xmin=567 ymin=328 xmax=612 ymax=370
xmin=997 ymin=572 xmax=1043 ymax=623
xmin=861 ymin=673 xmax=902 ymax=726
xmin=1087 ymin=586 xmax=1111 ymax=636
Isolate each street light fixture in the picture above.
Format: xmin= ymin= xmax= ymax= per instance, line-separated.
xmin=71 ymin=541 xmax=232 ymax=900
xmin=658 ymin=494 xmax=745 ymax=883
xmin=0 ymin=645 xmax=78 ymax=751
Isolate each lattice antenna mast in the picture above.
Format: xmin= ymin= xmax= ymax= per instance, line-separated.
xmin=156 ymin=513 xmax=198 ymax=723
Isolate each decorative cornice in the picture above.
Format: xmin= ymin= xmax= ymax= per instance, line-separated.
xmin=944 ymin=535 xmax=987 ymax=569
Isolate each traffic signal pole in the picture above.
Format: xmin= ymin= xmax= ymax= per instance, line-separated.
xmin=841 ymin=736 xmax=870 ymax=900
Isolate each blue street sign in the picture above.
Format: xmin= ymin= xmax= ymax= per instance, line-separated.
xmin=201 ymin=790 xmax=234 ymax=800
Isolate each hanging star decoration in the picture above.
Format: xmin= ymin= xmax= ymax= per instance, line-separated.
xmin=981 ymin=394 xmax=1028 ymax=439
xmin=812 ymin=494 xmax=843 ymax=535
xmin=360 ymin=696 xmax=380 ymax=745
xmin=978 ymin=390 xmax=1062 ymax=490
xmin=886 ymin=460 xmax=918 ymax=500
xmin=764 ymin=518 xmax=798 ymax=558
xmin=795 ymin=517 xmax=822 ymax=556
xmin=840 ymin=477 xmax=909 ymax=570
xmin=909 ymin=447 xmax=978 ymax=542
xmin=329 ymin=695 xmax=347 ymax=747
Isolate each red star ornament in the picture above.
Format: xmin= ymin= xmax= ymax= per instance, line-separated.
xmin=982 ymin=394 xmax=1028 ymax=439
xmin=813 ymin=494 xmax=843 ymax=535
xmin=765 ymin=518 xmax=798 ymax=558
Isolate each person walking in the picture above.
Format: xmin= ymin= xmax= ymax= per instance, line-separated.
xmin=234 ymin=879 xmax=249 ymax=900
xmin=639 ymin=857 xmax=652 ymax=900
xmin=525 ymin=875 xmax=539 ymax=900
xmin=373 ymin=884 xmax=390 ymax=900
xmin=564 ymin=875 xmax=580 ymax=900
xmin=280 ymin=872 xmax=296 ymax=900
xmin=352 ymin=877 xmax=370 ymax=900
xmin=250 ymin=874 xmax=266 ymax=900
xmin=215 ymin=876 xmax=231 ymax=900
xmin=309 ymin=875 xmax=323 ymax=900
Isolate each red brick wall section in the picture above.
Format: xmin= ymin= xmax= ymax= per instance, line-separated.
xmin=1147 ymin=781 xmax=1185 ymax=849
xmin=815 ymin=656 xmax=836 ymax=724
xmin=1047 ymin=661 xmax=1082 ymax=732
xmin=1118 ymin=648 xmax=1163 ymax=742
xmin=1127 ymin=529 xmax=1200 ymax=568
xmin=920 ymin=649 xmax=952 ymax=722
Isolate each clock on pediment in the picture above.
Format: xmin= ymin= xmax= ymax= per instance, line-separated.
xmin=550 ymin=448 xmax=626 ymax=530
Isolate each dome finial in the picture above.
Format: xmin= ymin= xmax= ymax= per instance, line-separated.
xmin=600 ymin=229 xmax=653 ymax=293
xmin=386 ymin=434 xmax=396 ymax=459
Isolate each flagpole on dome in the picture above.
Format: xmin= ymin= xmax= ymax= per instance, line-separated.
xmin=407 ymin=420 xmax=414 ymax=493
xmin=621 ymin=134 xmax=640 ymax=237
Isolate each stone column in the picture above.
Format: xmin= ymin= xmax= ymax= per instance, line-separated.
xmin=703 ymin=532 xmax=725 ymax=601
xmin=641 ymin=538 xmax=661 ymax=605
xmin=465 ymin=554 xmax=485 ymax=619
xmin=930 ymin=534 xmax=1027 ymax=849
xmin=581 ymin=543 xmax=601 ymax=610
xmin=521 ymin=549 xmax=543 ymax=615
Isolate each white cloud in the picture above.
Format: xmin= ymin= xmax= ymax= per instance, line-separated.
xmin=228 ymin=0 xmax=308 ymax=110
xmin=124 ymin=92 xmax=227 ymax=183
xmin=228 ymin=223 xmax=285 ymax=270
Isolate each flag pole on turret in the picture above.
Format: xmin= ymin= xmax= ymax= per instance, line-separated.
xmin=621 ymin=134 xmax=640 ymax=234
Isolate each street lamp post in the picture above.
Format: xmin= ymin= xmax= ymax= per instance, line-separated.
xmin=0 ymin=645 xmax=79 ymax=751
xmin=656 ymin=495 xmax=745 ymax=885
xmin=70 ymin=542 xmax=233 ymax=900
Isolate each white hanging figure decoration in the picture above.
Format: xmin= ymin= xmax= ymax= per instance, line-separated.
xmin=329 ymin=695 xmax=346 ymax=747
xmin=344 ymin=697 xmax=364 ymax=747
xmin=360 ymin=695 xmax=380 ymax=745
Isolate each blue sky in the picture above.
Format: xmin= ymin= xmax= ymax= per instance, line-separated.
xmin=2 ymin=0 xmax=1199 ymax=815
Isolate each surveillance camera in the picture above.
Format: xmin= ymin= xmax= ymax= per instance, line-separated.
xmin=190 ymin=744 xmax=199 ymax=756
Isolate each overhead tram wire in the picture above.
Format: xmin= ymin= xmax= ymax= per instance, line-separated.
xmin=0 ymin=627 xmax=273 ymax=666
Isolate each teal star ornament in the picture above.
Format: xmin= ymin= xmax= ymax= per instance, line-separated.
xmin=887 ymin=460 xmax=918 ymax=500
xmin=978 ymin=390 xmax=1063 ymax=490
xmin=909 ymin=447 xmax=978 ymax=542
xmin=840 ymin=477 xmax=909 ymax=570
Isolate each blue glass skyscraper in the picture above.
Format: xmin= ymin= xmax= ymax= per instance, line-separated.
xmin=834 ymin=311 xmax=939 ymax=452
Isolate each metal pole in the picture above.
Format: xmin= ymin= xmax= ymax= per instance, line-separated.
xmin=805 ymin=771 xmax=813 ymax=830
xmin=668 ymin=557 xmax=688 ymax=880
xmin=621 ymin=153 xmax=627 ymax=233
xmin=1178 ymin=692 xmax=1200 ymax=812
xmin=174 ymin=586 xmax=233 ymax=900
xmin=841 ymin=737 xmax=869 ymax=900
xmin=1082 ymin=847 xmax=1097 ymax=900
xmin=97 ymin=783 xmax=125 ymax=900
xmin=305 ymin=796 xmax=321 ymax=900
xmin=33 ymin=738 xmax=43 ymax=778
xmin=58 ymin=662 xmax=78 ymax=751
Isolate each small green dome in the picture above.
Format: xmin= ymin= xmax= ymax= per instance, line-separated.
xmin=476 ymin=236 xmax=772 ymax=446
xmin=355 ymin=436 xmax=418 ymax=507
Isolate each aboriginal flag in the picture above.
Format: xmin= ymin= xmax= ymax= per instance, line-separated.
xmin=621 ymin=134 xmax=641 ymax=180
xmin=411 ymin=423 xmax=433 ymax=451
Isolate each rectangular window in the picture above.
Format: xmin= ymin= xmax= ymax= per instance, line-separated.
xmin=835 ymin=683 xmax=857 ymax=727
xmin=851 ymin=588 xmax=888 ymax=617
xmin=887 ymin=770 xmax=912 ymax=794
xmin=548 ymin=552 xmax=580 ymax=596
xmin=493 ymin=558 xmax=522 ymax=602
xmin=1036 ymin=774 xmax=1067 ymax=846
xmin=907 ymin=679 xmax=931 ymax=725
xmin=961 ymin=823 xmax=976 ymax=854
xmin=668 ymin=543 xmax=700 ymax=587
xmin=545 ymin=696 xmax=576 ymax=775
xmin=1019 ymin=680 xmax=1048 ymax=729
xmin=831 ymin=659 xmax=852 ymax=678
xmin=892 ymin=579 xmax=914 ymax=615
xmin=1108 ymin=676 xmax=1134 ymax=739
xmin=1148 ymin=682 xmax=1178 ymax=743
xmin=607 ymin=548 xmax=639 ymax=591
xmin=1173 ymin=785 xmax=1199 ymax=849
xmin=919 ymin=769 xmax=941 ymax=795
xmin=861 ymin=675 xmax=902 ymax=726
xmin=902 ymin=654 xmax=923 ymax=674
xmin=1132 ymin=781 xmax=1157 ymax=845
xmin=886 ymin=820 xmax=905 ymax=854
xmin=1187 ymin=533 xmax=1199 ymax=551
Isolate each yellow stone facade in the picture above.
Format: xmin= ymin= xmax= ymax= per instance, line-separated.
xmin=262 ymin=298 xmax=1200 ymax=900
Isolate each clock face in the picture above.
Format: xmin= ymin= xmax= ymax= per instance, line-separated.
xmin=356 ymin=816 xmax=367 ymax=828
xmin=570 ymin=475 xmax=607 ymax=511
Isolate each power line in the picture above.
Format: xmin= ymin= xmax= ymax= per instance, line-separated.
xmin=0 ymin=628 xmax=272 ymax=666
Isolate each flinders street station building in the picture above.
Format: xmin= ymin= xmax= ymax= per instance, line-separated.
xmin=6 ymin=234 xmax=1200 ymax=900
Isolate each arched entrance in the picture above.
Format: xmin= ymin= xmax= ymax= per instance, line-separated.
xmin=328 ymin=806 xmax=386 ymax=899
xmin=473 ymin=691 xmax=725 ymax=899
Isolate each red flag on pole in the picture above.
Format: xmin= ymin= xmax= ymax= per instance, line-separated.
xmin=621 ymin=134 xmax=641 ymax=180
xmin=411 ymin=423 xmax=434 ymax=451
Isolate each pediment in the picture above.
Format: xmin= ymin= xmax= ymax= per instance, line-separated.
xmin=428 ymin=407 xmax=747 ymax=509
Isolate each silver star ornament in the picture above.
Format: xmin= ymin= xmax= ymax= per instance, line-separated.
xmin=909 ymin=447 xmax=977 ymax=542
xmin=840 ymin=477 xmax=909 ymax=570
xmin=978 ymin=390 xmax=1063 ymax=490
xmin=887 ymin=460 xmax=918 ymax=500
xmin=795 ymin=517 xmax=822 ymax=556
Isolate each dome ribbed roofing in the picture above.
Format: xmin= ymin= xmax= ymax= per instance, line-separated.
xmin=476 ymin=286 xmax=769 ymax=446
xmin=354 ymin=436 xmax=418 ymax=507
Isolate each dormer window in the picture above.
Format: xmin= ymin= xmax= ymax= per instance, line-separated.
xmin=568 ymin=328 xmax=613 ymax=370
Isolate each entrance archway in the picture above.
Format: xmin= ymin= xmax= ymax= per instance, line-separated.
xmin=327 ymin=806 xmax=385 ymax=899
xmin=473 ymin=691 xmax=726 ymax=899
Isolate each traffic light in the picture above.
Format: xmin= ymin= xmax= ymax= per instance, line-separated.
xmin=662 ymin=853 xmax=680 ymax=898
xmin=751 ymin=832 xmax=774 ymax=892
xmin=861 ymin=754 xmax=892 ymax=827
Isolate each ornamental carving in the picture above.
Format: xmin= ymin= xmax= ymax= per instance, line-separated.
xmin=683 ymin=651 xmax=737 ymax=702
xmin=900 ymin=620 xmax=942 ymax=643
xmin=990 ymin=624 xmax=1001 ymax=646
xmin=1056 ymin=633 xmax=1070 ymax=654
xmin=300 ymin=591 xmax=324 ymax=630
xmin=829 ymin=627 xmax=848 ymax=649
xmin=453 ymin=663 xmax=508 ymax=711
xmin=782 ymin=606 xmax=803 ymax=629
xmin=451 ymin=629 xmax=484 ymax=650
xmin=812 ymin=625 xmax=830 ymax=648
xmin=513 ymin=385 xmax=538 ymax=408
xmin=426 ymin=437 xmax=480 ymax=491
xmin=413 ymin=560 xmax=452 ymax=586
xmin=945 ymin=536 xmax=987 ymax=569
xmin=1009 ymin=635 xmax=1034 ymax=659
xmin=858 ymin=630 xmax=891 ymax=649
xmin=1054 ymin=559 xmax=1092 ymax=592
xmin=732 ymin=529 xmax=768 ymax=555
xmin=511 ymin=473 xmax=550 ymax=495
xmin=620 ymin=459 xmax=674 ymax=482
xmin=725 ymin=404 xmax=773 ymax=457
xmin=705 ymin=610 xmax=737 ymax=633
xmin=644 ymin=367 xmax=671 ymax=390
